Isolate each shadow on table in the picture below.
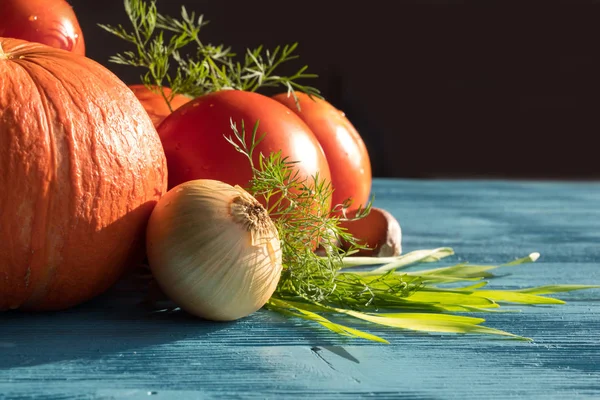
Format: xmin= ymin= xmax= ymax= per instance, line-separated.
xmin=0 ymin=270 xmax=377 ymax=370
xmin=0 ymin=272 xmax=231 ymax=370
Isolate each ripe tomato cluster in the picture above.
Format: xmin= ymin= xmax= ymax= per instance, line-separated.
xmin=138 ymin=88 xmax=372 ymax=214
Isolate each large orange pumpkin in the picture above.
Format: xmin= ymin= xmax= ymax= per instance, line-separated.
xmin=0 ymin=38 xmax=168 ymax=311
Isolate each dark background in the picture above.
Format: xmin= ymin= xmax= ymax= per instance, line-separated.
xmin=69 ymin=0 xmax=599 ymax=180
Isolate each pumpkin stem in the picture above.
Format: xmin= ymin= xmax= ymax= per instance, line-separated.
xmin=0 ymin=42 xmax=6 ymax=60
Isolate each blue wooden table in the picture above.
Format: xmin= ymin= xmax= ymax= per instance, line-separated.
xmin=1 ymin=179 xmax=599 ymax=399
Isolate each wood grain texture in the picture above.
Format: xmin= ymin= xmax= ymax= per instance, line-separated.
xmin=1 ymin=179 xmax=599 ymax=399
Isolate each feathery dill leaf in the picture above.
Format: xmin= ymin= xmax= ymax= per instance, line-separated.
xmin=99 ymin=0 xmax=321 ymax=110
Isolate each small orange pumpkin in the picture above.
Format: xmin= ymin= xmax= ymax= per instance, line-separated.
xmin=0 ymin=38 xmax=168 ymax=311
xmin=128 ymin=84 xmax=192 ymax=129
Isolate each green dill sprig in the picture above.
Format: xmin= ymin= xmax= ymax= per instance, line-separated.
xmin=98 ymin=0 xmax=198 ymax=110
xmin=99 ymin=0 xmax=321 ymax=110
xmin=225 ymin=119 xmax=422 ymax=309
xmin=237 ymin=44 xmax=321 ymax=98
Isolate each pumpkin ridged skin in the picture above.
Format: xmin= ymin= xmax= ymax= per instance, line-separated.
xmin=0 ymin=38 xmax=168 ymax=311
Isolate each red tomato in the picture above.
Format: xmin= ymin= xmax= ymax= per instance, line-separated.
xmin=272 ymin=92 xmax=372 ymax=212
xmin=0 ymin=0 xmax=85 ymax=55
xmin=128 ymin=84 xmax=192 ymax=129
xmin=158 ymin=90 xmax=332 ymax=214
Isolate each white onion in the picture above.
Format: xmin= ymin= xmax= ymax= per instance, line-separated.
xmin=146 ymin=179 xmax=282 ymax=321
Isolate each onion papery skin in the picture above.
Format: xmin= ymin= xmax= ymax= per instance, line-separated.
xmin=146 ymin=179 xmax=283 ymax=322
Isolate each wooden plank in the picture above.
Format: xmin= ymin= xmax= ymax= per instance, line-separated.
xmin=1 ymin=179 xmax=599 ymax=399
